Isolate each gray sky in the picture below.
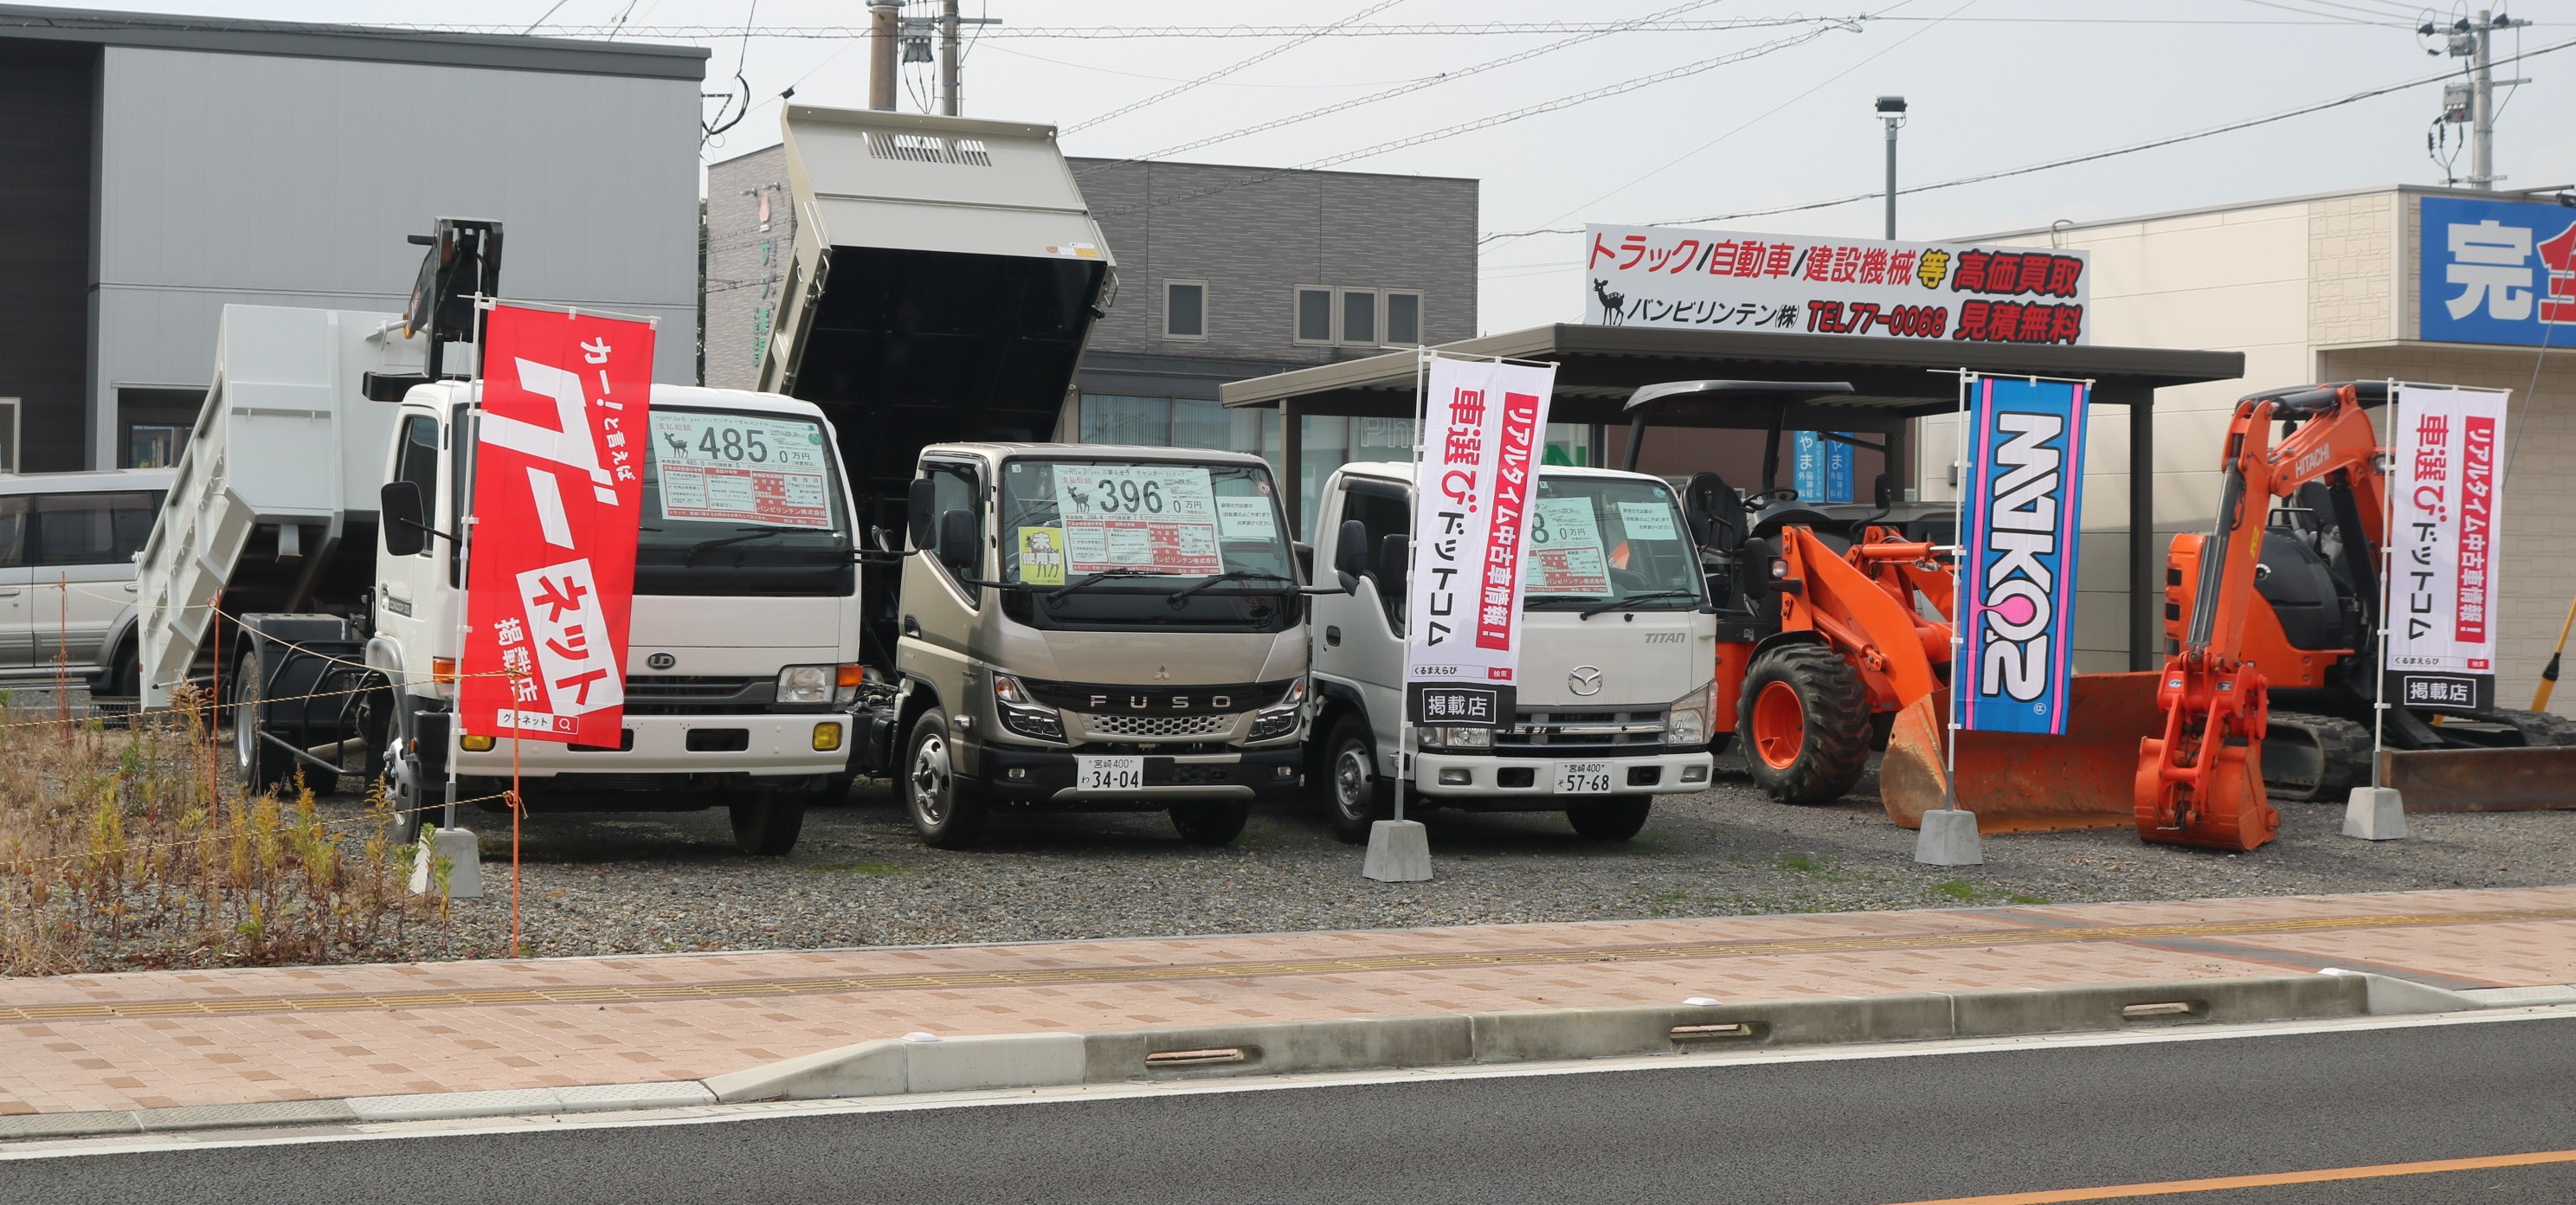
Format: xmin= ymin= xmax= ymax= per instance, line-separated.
xmin=39 ymin=0 xmax=2576 ymax=331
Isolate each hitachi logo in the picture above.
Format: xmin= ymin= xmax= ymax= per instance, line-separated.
xmin=1980 ymin=411 xmax=2063 ymax=703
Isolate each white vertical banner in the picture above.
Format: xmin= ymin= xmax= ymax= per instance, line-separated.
xmin=1405 ymin=355 xmax=1558 ymax=725
xmin=2386 ymin=384 xmax=2510 ymax=712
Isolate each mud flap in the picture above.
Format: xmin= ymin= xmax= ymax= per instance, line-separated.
xmin=2380 ymin=745 xmax=2576 ymax=811
xmin=1880 ymin=673 xmax=2165 ymax=834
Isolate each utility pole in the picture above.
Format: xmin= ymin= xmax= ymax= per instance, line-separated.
xmin=2427 ymin=10 xmax=2531 ymax=190
xmin=1877 ymin=96 xmax=1907 ymax=240
xmin=868 ymin=0 xmax=900 ymax=112
xmin=938 ymin=0 xmax=962 ymax=116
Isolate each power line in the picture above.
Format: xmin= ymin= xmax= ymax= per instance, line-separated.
xmin=1478 ymin=33 xmax=2576 ymax=246
xmin=1060 ymin=0 xmax=1410 ymax=136
xmin=343 ymin=16 xmax=2484 ymax=39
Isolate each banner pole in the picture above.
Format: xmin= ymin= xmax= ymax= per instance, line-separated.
xmin=1394 ymin=347 xmax=1428 ymax=826
xmin=2372 ymin=377 xmax=2398 ymax=793
xmin=1942 ymin=373 xmax=1970 ymax=812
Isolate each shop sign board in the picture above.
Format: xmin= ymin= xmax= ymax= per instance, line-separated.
xmin=2418 ymin=195 xmax=2576 ymax=347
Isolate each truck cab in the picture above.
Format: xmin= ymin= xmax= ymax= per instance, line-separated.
xmin=879 ymin=442 xmax=1311 ymax=847
xmin=1306 ymin=461 xmax=1719 ymax=842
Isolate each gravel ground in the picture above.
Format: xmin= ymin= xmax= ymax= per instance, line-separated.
xmin=351 ymin=753 xmax=2576 ymax=961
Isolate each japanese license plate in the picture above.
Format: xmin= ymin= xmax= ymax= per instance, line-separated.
xmin=1075 ymin=756 xmax=1145 ymax=793
xmin=1555 ymin=761 xmax=1614 ymax=794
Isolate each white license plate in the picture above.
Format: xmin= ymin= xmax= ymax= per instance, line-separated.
xmin=1555 ymin=761 xmax=1614 ymax=794
xmin=1076 ymin=756 xmax=1145 ymax=793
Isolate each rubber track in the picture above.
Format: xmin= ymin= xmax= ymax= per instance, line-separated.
xmin=2480 ymin=706 xmax=2576 ymax=747
xmin=2264 ymin=711 xmax=2371 ymax=802
xmin=1742 ymin=643 xmax=1873 ymax=805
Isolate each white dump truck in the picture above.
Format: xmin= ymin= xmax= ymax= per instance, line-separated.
xmin=134 ymin=220 xmax=864 ymax=854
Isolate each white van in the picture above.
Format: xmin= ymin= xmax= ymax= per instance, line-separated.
xmin=0 ymin=468 xmax=174 ymax=702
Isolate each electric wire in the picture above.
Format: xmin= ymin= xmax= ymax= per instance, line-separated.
xmin=1060 ymin=0 xmax=1410 ymax=136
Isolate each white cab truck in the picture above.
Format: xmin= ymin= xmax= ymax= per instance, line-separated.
xmin=756 ymin=106 xmax=1323 ymax=847
xmin=135 ymin=221 xmax=864 ymax=854
xmin=1305 ymin=461 xmax=1720 ymax=841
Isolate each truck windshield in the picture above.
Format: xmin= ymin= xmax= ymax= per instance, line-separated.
xmin=633 ymin=407 xmax=854 ymax=596
xmin=1519 ymin=475 xmax=1705 ymax=611
xmin=994 ymin=457 xmax=1299 ymax=633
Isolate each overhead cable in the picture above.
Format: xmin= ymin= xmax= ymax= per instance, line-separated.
xmin=1060 ymin=0 xmax=1409 ymax=136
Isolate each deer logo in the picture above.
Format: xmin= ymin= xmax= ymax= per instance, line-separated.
xmin=662 ymin=429 xmax=691 ymax=457
xmin=1591 ymin=278 xmax=1627 ymax=325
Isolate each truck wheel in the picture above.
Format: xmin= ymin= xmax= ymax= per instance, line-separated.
xmin=905 ymin=708 xmax=987 ymax=848
xmin=233 ymin=646 xmax=289 ymax=795
xmin=1567 ymin=795 xmax=1652 ymax=840
xmin=1320 ymin=713 xmax=1390 ymax=844
xmin=393 ymin=754 xmax=440 ymax=844
xmin=1739 ymin=644 xmax=1871 ymax=805
xmin=729 ymin=792 xmax=808 ymax=855
xmin=1169 ymin=801 xmax=1249 ymax=847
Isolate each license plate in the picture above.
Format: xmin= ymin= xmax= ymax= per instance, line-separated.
xmin=1555 ymin=761 xmax=1614 ymax=794
xmin=1076 ymin=756 xmax=1145 ymax=793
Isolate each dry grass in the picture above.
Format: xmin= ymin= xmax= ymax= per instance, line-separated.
xmin=0 ymin=686 xmax=437 ymax=976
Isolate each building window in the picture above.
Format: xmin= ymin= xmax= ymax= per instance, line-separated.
xmin=118 ymin=387 xmax=203 ymax=469
xmin=1295 ymin=287 xmax=1335 ymax=345
xmin=1163 ymin=280 xmax=1207 ymax=340
xmin=1340 ymin=288 xmax=1378 ymax=345
xmin=0 ymin=400 xmax=16 ymax=474
xmin=1384 ymin=292 xmax=1422 ymax=345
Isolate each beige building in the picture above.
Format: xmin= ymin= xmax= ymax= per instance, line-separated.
xmin=1922 ymin=184 xmax=2575 ymax=691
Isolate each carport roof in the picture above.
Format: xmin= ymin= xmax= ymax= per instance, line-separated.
xmin=1218 ymin=324 xmax=2244 ymax=429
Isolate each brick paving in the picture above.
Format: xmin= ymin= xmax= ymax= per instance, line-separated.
xmin=4 ymin=886 xmax=2573 ymax=1117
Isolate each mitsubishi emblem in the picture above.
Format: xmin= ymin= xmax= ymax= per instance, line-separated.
xmin=1155 ymin=665 xmax=1171 ymax=680
xmin=1568 ymin=666 xmax=1605 ymax=697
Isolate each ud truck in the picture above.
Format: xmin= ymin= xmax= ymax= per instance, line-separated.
xmin=1304 ymin=461 xmax=1722 ymax=842
xmin=753 ymin=106 xmax=1320 ymax=847
xmin=134 ymin=219 xmax=864 ymax=855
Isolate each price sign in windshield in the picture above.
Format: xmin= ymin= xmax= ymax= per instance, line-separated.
xmin=1053 ymin=464 xmax=1220 ymax=576
xmin=651 ymin=412 xmax=834 ymax=530
xmin=1524 ymin=497 xmax=1610 ymax=595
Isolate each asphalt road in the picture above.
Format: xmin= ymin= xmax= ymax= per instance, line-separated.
xmin=16 ymin=1016 xmax=2576 ymax=1205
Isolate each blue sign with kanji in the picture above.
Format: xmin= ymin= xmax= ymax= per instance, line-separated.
xmin=2418 ymin=195 xmax=2576 ymax=346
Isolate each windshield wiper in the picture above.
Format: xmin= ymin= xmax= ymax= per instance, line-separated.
xmin=1045 ymin=567 xmax=1157 ymax=603
xmin=682 ymin=528 xmax=785 ymax=564
xmin=1166 ymin=570 xmax=1296 ymax=602
xmin=1580 ymin=590 xmax=1701 ymax=619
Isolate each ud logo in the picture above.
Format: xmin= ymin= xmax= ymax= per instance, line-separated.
xmin=646 ymin=653 xmax=675 ymax=670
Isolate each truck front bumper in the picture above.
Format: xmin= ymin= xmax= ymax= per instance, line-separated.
xmin=454 ymin=712 xmax=857 ymax=778
xmin=1411 ymin=750 xmax=1714 ymax=805
xmin=977 ymin=743 xmax=1307 ymax=809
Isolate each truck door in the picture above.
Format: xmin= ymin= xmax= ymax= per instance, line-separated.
xmin=896 ymin=458 xmax=986 ymax=710
xmin=28 ymin=489 xmax=158 ymax=674
xmin=0 ymin=496 xmax=29 ymax=670
xmin=374 ymin=412 xmax=447 ymax=680
xmin=1308 ymin=477 xmax=1411 ymax=771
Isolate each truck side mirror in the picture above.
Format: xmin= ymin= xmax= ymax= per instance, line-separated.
xmin=907 ymin=479 xmax=938 ymax=551
xmin=1377 ymin=535 xmax=1410 ymax=596
xmin=936 ymin=508 xmax=978 ymax=574
xmin=1331 ymin=519 xmax=1368 ymax=593
xmin=1292 ymin=541 xmax=1315 ymax=583
xmin=380 ymin=481 xmax=427 ymax=557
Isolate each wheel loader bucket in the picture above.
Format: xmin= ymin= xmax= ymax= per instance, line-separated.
xmin=1879 ymin=672 xmax=2165 ymax=834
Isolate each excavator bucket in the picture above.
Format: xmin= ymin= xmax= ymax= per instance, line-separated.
xmin=1880 ymin=672 xmax=2165 ymax=833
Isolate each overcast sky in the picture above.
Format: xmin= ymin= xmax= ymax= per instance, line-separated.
xmin=36 ymin=0 xmax=2576 ymax=331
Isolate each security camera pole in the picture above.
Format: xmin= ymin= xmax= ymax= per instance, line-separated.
xmin=1877 ymin=96 xmax=1907 ymax=240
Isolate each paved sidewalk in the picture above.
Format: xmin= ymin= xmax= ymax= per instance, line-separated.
xmin=6 ymin=886 xmax=2574 ymax=1117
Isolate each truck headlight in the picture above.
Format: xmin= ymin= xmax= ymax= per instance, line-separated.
xmin=992 ymin=671 xmax=1065 ymax=742
xmin=1246 ymin=676 xmax=1307 ymax=742
xmin=1666 ymin=679 xmax=1718 ymax=746
xmin=778 ymin=665 xmax=834 ymax=705
xmin=1421 ymin=725 xmax=1492 ymax=750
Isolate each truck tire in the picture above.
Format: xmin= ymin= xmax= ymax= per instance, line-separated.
xmin=1320 ymin=712 xmax=1390 ymax=844
xmin=393 ymin=753 xmax=440 ymax=844
xmin=1169 ymin=801 xmax=1250 ymax=847
xmin=905 ymin=708 xmax=988 ymax=848
xmin=729 ymin=792 xmax=808 ymax=855
xmin=233 ymin=645 xmax=291 ymax=795
xmin=1738 ymin=644 xmax=1871 ymax=806
xmin=1567 ymin=795 xmax=1652 ymax=840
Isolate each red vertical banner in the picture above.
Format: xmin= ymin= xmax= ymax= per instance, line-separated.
xmin=459 ymin=305 xmax=655 ymax=744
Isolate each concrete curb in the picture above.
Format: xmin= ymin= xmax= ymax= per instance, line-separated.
xmin=0 ymin=971 xmax=2496 ymax=1143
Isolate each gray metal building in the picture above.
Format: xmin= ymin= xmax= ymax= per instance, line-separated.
xmin=0 ymin=6 xmax=707 ymax=473
xmin=705 ymin=145 xmax=1483 ymax=530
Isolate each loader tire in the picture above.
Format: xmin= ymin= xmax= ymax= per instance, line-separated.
xmin=1738 ymin=644 xmax=1872 ymax=806
xmin=2261 ymin=712 xmax=2371 ymax=802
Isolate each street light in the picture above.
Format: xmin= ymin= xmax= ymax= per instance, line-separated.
xmin=1877 ymin=96 xmax=1908 ymax=241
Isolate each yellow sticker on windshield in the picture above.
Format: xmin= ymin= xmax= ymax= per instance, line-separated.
xmin=1017 ymin=526 xmax=1067 ymax=586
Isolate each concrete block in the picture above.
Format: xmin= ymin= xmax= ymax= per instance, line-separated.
xmin=133 ymin=1099 xmax=357 ymax=1132
xmin=2317 ymin=969 xmax=2485 ymax=1015
xmin=2343 ymin=787 xmax=2406 ymax=841
xmin=0 ymin=1110 xmax=143 ymax=1139
xmin=1085 ymin=1015 xmax=1473 ymax=1083
xmin=349 ymin=1088 xmax=562 ymax=1123
xmin=702 ymin=1038 xmax=907 ymax=1103
xmin=1362 ymin=819 xmax=1432 ymax=881
xmin=1913 ymin=808 xmax=1983 ymax=867
xmin=1949 ymin=975 xmax=2365 ymax=1038
xmin=554 ymin=1081 xmax=718 ymax=1112
xmin=1469 ymin=994 xmax=1956 ymax=1063
xmin=407 ymin=826 xmax=484 ymax=899
xmin=903 ymin=1033 xmax=1087 ymax=1095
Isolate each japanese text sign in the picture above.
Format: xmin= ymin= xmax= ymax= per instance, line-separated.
xmin=2386 ymin=384 xmax=2508 ymax=712
xmin=460 ymin=305 xmax=654 ymax=744
xmin=1405 ymin=355 xmax=1557 ymax=725
xmin=1953 ymin=376 xmax=2090 ymax=735
xmin=2418 ymin=196 xmax=2576 ymax=347
xmin=1583 ymin=223 xmax=2090 ymax=345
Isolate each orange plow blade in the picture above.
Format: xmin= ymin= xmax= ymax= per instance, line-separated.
xmin=1879 ymin=672 xmax=2166 ymax=834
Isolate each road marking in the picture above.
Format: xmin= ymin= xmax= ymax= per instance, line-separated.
xmin=1891 ymin=1148 xmax=2576 ymax=1202
xmin=2 ymin=904 xmax=2566 ymax=1022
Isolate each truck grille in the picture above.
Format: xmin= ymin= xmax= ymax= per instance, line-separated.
xmin=1083 ymin=712 xmax=1235 ymax=739
xmin=621 ymin=675 xmax=772 ymax=716
xmin=1493 ymin=708 xmax=1667 ymax=757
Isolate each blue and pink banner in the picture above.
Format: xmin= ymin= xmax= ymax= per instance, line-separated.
xmin=1954 ymin=376 xmax=2089 ymax=735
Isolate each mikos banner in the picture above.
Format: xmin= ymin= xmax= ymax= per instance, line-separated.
xmin=1404 ymin=354 xmax=1559 ymax=727
xmin=1953 ymin=375 xmax=2090 ymax=735
xmin=2385 ymin=384 xmax=2509 ymax=712
xmin=460 ymin=304 xmax=655 ymax=744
